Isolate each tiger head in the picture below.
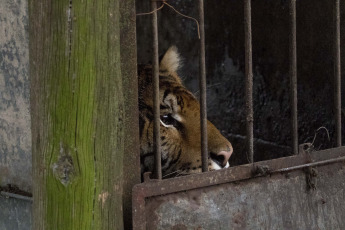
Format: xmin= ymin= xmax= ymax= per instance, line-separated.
xmin=139 ymin=46 xmax=233 ymax=178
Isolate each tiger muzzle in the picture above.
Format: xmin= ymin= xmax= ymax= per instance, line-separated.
xmin=210 ymin=149 xmax=232 ymax=168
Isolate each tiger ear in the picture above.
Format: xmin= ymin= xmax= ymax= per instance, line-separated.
xmin=159 ymin=46 xmax=181 ymax=75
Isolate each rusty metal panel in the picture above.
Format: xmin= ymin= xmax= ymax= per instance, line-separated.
xmin=146 ymin=162 xmax=345 ymax=229
xmin=133 ymin=146 xmax=345 ymax=229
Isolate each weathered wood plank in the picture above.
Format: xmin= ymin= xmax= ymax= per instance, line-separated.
xmin=29 ymin=0 xmax=137 ymax=229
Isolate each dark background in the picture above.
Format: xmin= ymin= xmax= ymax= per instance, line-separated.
xmin=136 ymin=0 xmax=345 ymax=166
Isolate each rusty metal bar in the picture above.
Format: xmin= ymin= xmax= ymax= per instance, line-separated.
xmin=244 ymin=0 xmax=254 ymax=163
xmin=199 ymin=0 xmax=208 ymax=172
xmin=132 ymin=187 xmax=146 ymax=230
xmin=273 ymin=156 xmax=345 ymax=173
xmin=334 ymin=0 xmax=342 ymax=147
xmin=289 ymin=0 xmax=299 ymax=154
xmin=152 ymin=0 xmax=162 ymax=180
xmin=132 ymin=146 xmax=345 ymax=217
xmin=0 ymin=191 xmax=33 ymax=202
xmin=132 ymin=147 xmax=345 ymax=227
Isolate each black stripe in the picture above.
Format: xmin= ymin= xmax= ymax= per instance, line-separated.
xmin=160 ymin=104 xmax=169 ymax=110
xmin=167 ymin=149 xmax=182 ymax=168
xmin=163 ymin=89 xmax=171 ymax=102
xmin=141 ymin=152 xmax=154 ymax=158
xmin=139 ymin=116 xmax=145 ymax=138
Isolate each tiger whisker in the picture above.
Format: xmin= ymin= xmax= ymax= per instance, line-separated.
xmin=193 ymin=82 xmax=223 ymax=95
xmin=174 ymin=171 xmax=190 ymax=178
xmin=163 ymin=170 xmax=182 ymax=178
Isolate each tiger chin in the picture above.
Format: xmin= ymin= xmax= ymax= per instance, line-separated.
xmin=138 ymin=46 xmax=233 ymax=179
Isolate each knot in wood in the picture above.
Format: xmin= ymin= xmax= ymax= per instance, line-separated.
xmin=52 ymin=155 xmax=75 ymax=186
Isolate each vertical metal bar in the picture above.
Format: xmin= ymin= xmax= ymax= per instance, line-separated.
xmin=289 ymin=0 xmax=298 ymax=154
xmin=244 ymin=0 xmax=254 ymax=163
xmin=152 ymin=0 xmax=162 ymax=179
xmin=334 ymin=0 xmax=342 ymax=147
xmin=199 ymin=0 xmax=208 ymax=172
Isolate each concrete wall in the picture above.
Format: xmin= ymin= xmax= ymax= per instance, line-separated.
xmin=0 ymin=196 xmax=32 ymax=230
xmin=0 ymin=1 xmax=31 ymax=229
xmin=0 ymin=0 xmax=31 ymax=192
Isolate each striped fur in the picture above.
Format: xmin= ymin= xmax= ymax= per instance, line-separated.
xmin=138 ymin=47 xmax=233 ymax=179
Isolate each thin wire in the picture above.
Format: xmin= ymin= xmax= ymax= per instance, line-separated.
xmin=163 ymin=2 xmax=200 ymax=39
xmin=136 ymin=3 xmax=165 ymax=16
xmin=136 ymin=1 xmax=201 ymax=39
xmin=311 ymin=127 xmax=331 ymax=146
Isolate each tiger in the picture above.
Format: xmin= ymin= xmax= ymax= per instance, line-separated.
xmin=139 ymin=46 xmax=233 ymax=179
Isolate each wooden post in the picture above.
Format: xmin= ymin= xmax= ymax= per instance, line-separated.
xmin=119 ymin=0 xmax=141 ymax=229
xmin=29 ymin=0 xmax=139 ymax=229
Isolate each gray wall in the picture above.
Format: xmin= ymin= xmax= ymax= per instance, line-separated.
xmin=0 ymin=0 xmax=31 ymax=192
xmin=0 ymin=196 xmax=32 ymax=230
xmin=0 ymin=0 xmax=32 ymax=229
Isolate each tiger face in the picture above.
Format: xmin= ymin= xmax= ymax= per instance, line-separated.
xmin=139 ymin=46 xmax=233 ymax=178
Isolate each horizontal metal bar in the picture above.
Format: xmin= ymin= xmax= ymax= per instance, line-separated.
xmin=272 ymin=156 xmax=345 ymax=173
xmin=133 ymin=146 xmax=345 ymax=198
xmin=133 ymin=146 xmax=345 ymax=228
xmin=0 ymin=191 xmax=33 ymax=202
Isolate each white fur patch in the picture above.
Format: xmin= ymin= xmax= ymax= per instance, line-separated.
xmin=160 ymin=119 xmax=173 ymax=128
xmin=160 ymin=114 xmax=182 ymax=128
xmin=210 ymin=160 xmax=229 ymax=170
xmin=160 ymin=46 xmax=181 ymax=73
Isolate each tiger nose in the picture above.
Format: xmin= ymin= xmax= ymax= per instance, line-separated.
xmin=210 ymin=148 xmax=233 ymax=168
xmin=217 ymin=150 xmax=232 ymax=167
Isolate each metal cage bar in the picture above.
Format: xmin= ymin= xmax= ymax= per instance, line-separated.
xmin=244 ymin=0 xmax=254 ymax=163
xmin=199 ymin=0 xmax=208 ymax=172
xmin=289 ymin=0 xmax=298 ymax=154
xmin=334 ymin=0 xmax=342 ymax=147
xmin=152 ymin=0 xmax=162 ymax=180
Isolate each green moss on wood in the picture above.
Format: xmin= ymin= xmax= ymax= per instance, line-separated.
xmin=30 ymin=0 xmax=126 ymax=229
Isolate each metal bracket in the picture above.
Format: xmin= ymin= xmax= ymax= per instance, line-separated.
xmin=143 ymin=172 xmax=152 ymax=182
xmin=299 ymin=143 xmax=314 ymax=155
xmin=299 ymin=143 xmax=318 ymax=190
xmin=305 ymin=166 xmax=318 ymax=191
xmin=252 ymin=165 xmax=270 ymax=177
